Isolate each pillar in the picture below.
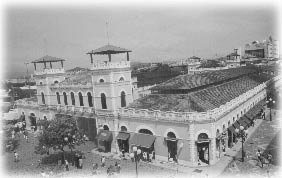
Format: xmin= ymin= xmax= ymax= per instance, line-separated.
xmin=90 ymin=54 xmax=93 ymax=64
xmin=127 ymin=52 xmax=129 ymax=61
xmin=61 ymin=61 xmax=64 ymax=68
xmin=50 ymin=62 xmax=52 ymax=69
xmin=108 ymin=54 xmax=111 ymax=62
xmin=44 ymin=62 xmax=47 ymax=69
xmin=33 ymin=63 xmax=37 ymax=70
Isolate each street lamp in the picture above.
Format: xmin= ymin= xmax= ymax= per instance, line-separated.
xmin=130 ymin=146 xmax=142 ymax=178
xmin=266 ymin=97 xmax=275 ymax=121
xmin=235 ymin=125 xmax=248 ymax=162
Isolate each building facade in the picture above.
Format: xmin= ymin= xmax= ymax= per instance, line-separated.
xmin=17 ymin=45 xmax=281 ymax=167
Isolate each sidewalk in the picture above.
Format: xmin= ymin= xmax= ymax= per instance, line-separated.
xmin=144 ymin=109 xmax=270 ymax=178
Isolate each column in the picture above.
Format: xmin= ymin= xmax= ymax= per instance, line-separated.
xmin=108 ymin=54 xmax=111 ymax=62
xmin=50 ymin=62 xmax=52 ymax=69
xmin=188 ymin=123 xmax=197 ymax=166
xmin=126 ymin=52 xmax=129 ymax=61
xmin=90 ymin=54 xmax=93 ymax=64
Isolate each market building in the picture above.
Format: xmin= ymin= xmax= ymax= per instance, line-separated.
xmin=16 ymin=44 xmax=281 ymax=167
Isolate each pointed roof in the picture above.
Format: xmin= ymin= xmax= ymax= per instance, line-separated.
xmin=87 ymin=44 xmax=132 ymax=55
xmin=31 ymin=55 xmax=66 ymax=63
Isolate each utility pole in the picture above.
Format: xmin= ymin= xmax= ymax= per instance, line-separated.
xmin=24 ymin=62 xmax=31 ymax=98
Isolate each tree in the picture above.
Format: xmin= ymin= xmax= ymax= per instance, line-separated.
xmin=35 ymin=115 xmax=85 ymax=164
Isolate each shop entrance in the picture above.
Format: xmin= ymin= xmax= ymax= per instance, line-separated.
xmin=197 ymin=133 xmax=210 ymax=165
xmin=166 ymin=132 xmax=177 ymax=162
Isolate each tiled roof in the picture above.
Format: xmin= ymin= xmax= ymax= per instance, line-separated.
xmin=151 ymin=66 xmax=257 ymax=91
xmin=87 ymin=44 xmax=131 ymax=55
xmin=128 ymin=73 xmax=273 ymax=112
xmin=31 ymin=55 xmax=66 ymax=63
xmin=59 ymin=72 xmax=92 ymax=85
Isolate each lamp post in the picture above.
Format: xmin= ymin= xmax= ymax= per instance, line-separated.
xmin=235 ymin=125 xmax=248 ymax=162
xmin=266 ymin=97 xmax=275 ymax=121
xmin=130 ymin=146 xmax=142 ymax=178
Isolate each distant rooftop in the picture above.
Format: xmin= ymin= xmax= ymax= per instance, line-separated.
xmin=87 ymin=44 xmax=132 ymax=55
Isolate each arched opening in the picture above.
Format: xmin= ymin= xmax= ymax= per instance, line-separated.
xmin=101 ymin=93 xmax=107 ymax=109
xmin=71 ymin=92 xmax=75 ymax=105
xmin=121 ymin=91 xmax=126 ymax=107
xmin=87 ymin=92 xmax=93 ymax=107
xmin=166 ymin=132 xmax=177 ymax=162
xmin=120 ymin=126 xmax=127 ymax=132
xmin=103 ymin=125 xmax=109 ymax=131
xmin=119 ymin=77 xmax=124 ymax=82
xmin=138 ymin=129 xmax=153 ymax=135
xmin=40 ymin=82 xmax=43 ymax=85
xmin=99 ymin=79 xmax=104 ymax=83
xmin=56 ymin=92 xmax=61 ymax=104
xmin=233 ymin=117 xmax=235 ymax=123
xmin=63 ymin=92 xmax=68 ymax=105
xmin=197 ymin=133 xmax=210 ymax=165
xmin=54 ymin=80 xmax=59 ymax=84
xmin=41 ymin=92 xmax=45 ymax=105
xmin=78 ymin=92 xmax=84 ymax=106
xmin=136 ymin=129 xmax=155 ymax=161
xmin=29 ymin=113 xmax=37 ymax=131
xmin=117 ymin=126 xmax=130 ymax=153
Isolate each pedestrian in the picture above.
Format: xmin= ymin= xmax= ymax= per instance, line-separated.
xmin=256 ymin=149 xmax=263 ymax=168
xmin=121 ymin=146 xmax=125 ymax=158
xmin=117 ymin=163 xmax=121 ymax=173
xmin=149 ymin=152 xmax=153 ymax=162
xmin=101 ymin=156 xmax=106 ymax=167
xmin=263 ymin=112 xmax=266 ymax=120
xmin=65 ymin=160 xmax=69 ymax=171
xmin=168 ymin=152 xmax=171 ymax=161
xmin=79 ymin=157 xmax=83 ymax=169
xmin=143 ymin=151 xmax=147 ymax=162
xmin=92 ymin=163 xmax=98 ymax=175
xmin=267 ymin=153 xmax=272 ymax=166
xmin=11 ymin=130 xmax=15 ymax=139
xmin=14 ymin=151 xmax=19 ymax=162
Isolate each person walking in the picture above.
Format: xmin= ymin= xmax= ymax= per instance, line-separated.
xmin=78 ymin=156 xmax=83 ymax=169
xmin=14 ymin=151 xmax=19 ymax=162
xmin=149 ymin=152 xmax=153 ymax=162
xmin=101 ymin=156 xmax=106 ymax=167
xmin=143 ymin=151 xmax=147 ymax=162
xmin=11 ymin=130 xmax=15 ymax=139
xmin=256 ymin=149 xmax=263 ymax=168
xmin=65 ymin=160 xmax=69 ymax=171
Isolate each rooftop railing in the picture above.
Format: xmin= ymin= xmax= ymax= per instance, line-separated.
xmin=34 ymin=68 xmax=65 ymax=75
xmin=91 ymin=61 xmax=130 ymax=70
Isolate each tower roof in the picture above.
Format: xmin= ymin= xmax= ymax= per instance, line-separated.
xmin=31 ymin=55 xmax=66 ymax=63
xmin=87 ymin=44 xmax=132 ymax=55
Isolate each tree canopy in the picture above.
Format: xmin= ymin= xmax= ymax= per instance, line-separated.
xmin=35 ymin=115 xmax=85 ymax=156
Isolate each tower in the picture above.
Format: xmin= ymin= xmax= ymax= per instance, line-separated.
xmin=87 ymin=44 xmax=133 ymax=113
xmin=31 ymin=55 xmax=66 ymax=105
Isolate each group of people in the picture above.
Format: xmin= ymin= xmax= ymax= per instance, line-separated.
xmin=91 ymin=156 xmax=121 ymax=176
xmin=256 ymin=149 xmax=273 ymax=168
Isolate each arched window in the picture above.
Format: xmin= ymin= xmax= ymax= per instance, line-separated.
xmin=198 ymin=133 xmax=209 ymax=141
xmin=54 ymin=80 xmax=59 ymax=84
xmin=138 ymin=129 xmax=153 ymax=135
xmin=87 ymin=92 xmax=93 ymax=107
xmin=228 ymin=121 xmax=231 ymax=127
xmin=223 ymin=124 xmax=226 ymax=131
xmin=71 ymin=92 xmax=75 ymax=106
xmin=101 ymin=93 xmax=107 ymax=109
xmin=233 ymin=117 xmax=235 ymax=123
xmin=41 ymin=92 xmax=45 ymax=104
xmin=103 ymin=125 xmax=109 ymax=130
xmin=121 ymin=91 xmax=126 ymax=107
xmin=99 ymin=79 xmax=104 ymax=83
xmin=78 ymin=92 xmax=84 ymax=106
xmin=120 ymin=126 xmax=127 ymax=132
xmin=216 ymin=129 xmax=220 ymax=137
xmin=40 ymin=82 xmax=43 ymax=85
xmin=63 ymin=92 xmax=68 ymax=105
xmin=119 ymin=77 xmax=124 ymax=82
xmin=56 ymin=92 xmax=61 ymax=104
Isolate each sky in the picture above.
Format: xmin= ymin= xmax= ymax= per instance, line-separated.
xmin=2 ymin=1 xmax=280 ymax=78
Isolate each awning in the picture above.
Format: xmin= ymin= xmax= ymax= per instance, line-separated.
xmin=228 ymin=126 xmax=237 ymax=135
xmin=97 ymin=130 xmax=113 ymax=142
xmin=237 ymin=119 xmax=248 ymax=128
xmin=116 ymin=132 xmax=130 ymax=141
xmin=241 ymin=116 xmax=252 ymax=125
xmin=130 ymin=133 xmax=156 ymax=148
xmin=233 ymin=122 xmax=240 ymax=129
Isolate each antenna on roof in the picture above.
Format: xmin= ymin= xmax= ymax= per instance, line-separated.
xmin=44 ymin=36 xmax=48 ymax=55
xmin=106 ymin=22 xmax=110 ymax=45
